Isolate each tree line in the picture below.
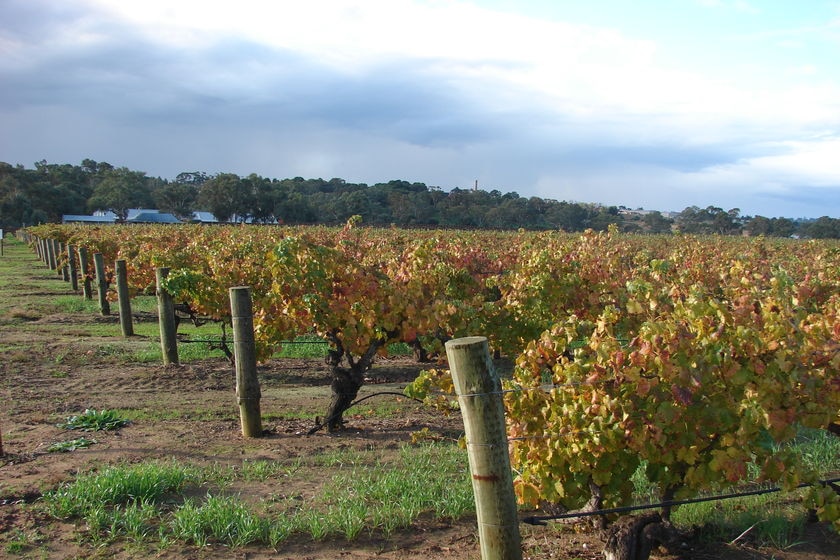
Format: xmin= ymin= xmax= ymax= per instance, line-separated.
xmin=1 ymin=159 xmax=838 ymax=237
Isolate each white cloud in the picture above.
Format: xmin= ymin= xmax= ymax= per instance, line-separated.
xmin=68 ymin=0 xmax=840 ymax=134
xmin=3 ymin=0 xmax=840 ymax=217
xmin=733 ymin=1 xmax=760 ymax=15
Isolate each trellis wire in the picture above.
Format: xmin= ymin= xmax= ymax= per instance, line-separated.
xmin=522 ymin=478 xmax=840 ymax=525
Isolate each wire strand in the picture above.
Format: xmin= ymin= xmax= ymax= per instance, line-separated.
xmin=522 ymin=477 xmax=840 ymax=525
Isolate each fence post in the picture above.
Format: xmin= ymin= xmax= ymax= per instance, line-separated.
xmin=229 ymin=286 xmax=262 ymax=437
xmin=446 ymin=336 xmax=522 ymax=560
xmin=156 ymin=267 xmax=179 ymax=365
xmin=59 ymin=242 xmax=69 ymax=281
xmin=67 ymin=245 xmax=79 ymax=292
xmin=93 ymin=252 xmax=110 ymax=315
xmin=78 ymin=247 xmax=92 ymax=300
xmin=47 ymin=239 xmax=58 ymax=270
xmin=115 ymin=259 xmax=134 ymax=337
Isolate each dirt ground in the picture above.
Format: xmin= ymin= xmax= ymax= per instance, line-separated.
xmin=1 ymin=239 xmax=838 ymax=560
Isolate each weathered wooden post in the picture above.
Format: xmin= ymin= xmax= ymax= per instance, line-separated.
xmin=156 ymin=267 xmax=179 ymax=365
xmin=78 ymin=247 xmax=92 ymax=300
xmin=229 ymin=286 xmax=262 ymax=437
xmin=53 ymin=240 xmax=63 ymax=275
xmin=93 ymin=252 xmax=110 ymax=315
xmin=446 ymin=336 xmax=522 ymax=560
xmin=67 ymin=245 xmax=79 ymax=292
xmin=115 ymin=259 xmax=134 ymax=337
xmin=47 ymin=239 xmax=58 ymax=270
xmin=42 ymin=238 xmax=49 ymax=267
xmin=59 ymin=242 xmax=69 ymax=281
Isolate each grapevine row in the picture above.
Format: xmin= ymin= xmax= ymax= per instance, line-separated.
xmin=26 ymin=222 xmax=840 ymax=528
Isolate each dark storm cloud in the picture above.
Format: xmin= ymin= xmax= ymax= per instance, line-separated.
xmin=1 ymin=10 xmax=499 ymax=149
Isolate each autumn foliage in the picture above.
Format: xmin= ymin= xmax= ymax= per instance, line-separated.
xmin=28 ymin=222 xmax=840 ymax=527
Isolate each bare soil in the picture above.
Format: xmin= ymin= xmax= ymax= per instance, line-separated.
xmin=1 ymin=243 xmax=838 ymax=559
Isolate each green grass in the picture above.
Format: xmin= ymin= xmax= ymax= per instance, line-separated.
xmin=52 ymin=295 xmax=103 ymax=314
xmin=789 ymin=427 xmax=840 ymax=473
xmin=271 ymin=336 xmax=412 ymax=359
xmin=629 ymin=427 xmax=840 ymax=548
xmin=671 ymin=492 xmax=810 ymax=549
xmin=3 ymin=529 xmax=44 ymax=555
xmin=239 ymin=457 xmax=303 ymax=481
xmin=117 ymin=407 xmax=237 ymax=423
xmin=171 ymin=494 xmax=270 ymax=547
xmin=40 ymin=443 xmax=473 ymax=549
xmin=44 ymin=461 xmax=202 ymax=519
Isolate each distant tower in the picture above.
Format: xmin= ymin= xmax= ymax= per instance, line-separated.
xmin=474 ymin=179 xmax=478 ymax=191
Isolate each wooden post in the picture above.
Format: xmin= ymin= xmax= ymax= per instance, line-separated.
xmin=47 ymin=239 xmax=58 ymax=270
xmin=93 ymin=252 xmax=110 ymax=315
xmin=446 ymin=336 xmax=522 ymax=560
xmin=156 ymin=267 xmax=179 ymax=365
xmin=54 ymin=240 xmax=63 ymax=276
xmin=59 ymin=242 xmax=69 ymax=282
xmin=229 ymin=286 xmax=262 ymax=437
xmin=78 ymin=247 xmax=92 ymax=300
xmin=67 ymin=245 xmax=79 ymax=292
xmin=115 ymin=259 xmax=134 ymax=337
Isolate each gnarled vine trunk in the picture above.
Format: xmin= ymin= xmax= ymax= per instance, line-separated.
xmin=324 ymin=363 xmax=366 ymax=432
xmin=321 ymin=335 xmax=386 ymax=433
xmin=604 ymin=512 xmax=685 ymax=560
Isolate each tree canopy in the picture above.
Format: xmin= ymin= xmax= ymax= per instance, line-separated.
xmin=1 ymin=159 xmax=837 ymax=237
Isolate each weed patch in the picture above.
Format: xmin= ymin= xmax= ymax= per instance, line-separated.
xmin=47 ymin=437 xmax=96 ymax=453
xmin=58 ymin=409 xmax=130 ymax=431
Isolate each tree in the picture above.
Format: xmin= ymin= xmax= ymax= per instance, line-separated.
xmin=745 ymin=215 xmax=772 ymax=236
xmin=244 ymin=174 xmax=276 ymax=223
xmin=174 ymin=171 xmax=209 ymax=186
xmin=87 ymin=167 xmax=153 ymax=221
xmin=154 ymin=182 xmax=199 ymax=220
xmin=274 ymin=191 xmax=317 ymax=224
xmin=197 ymin=173 xmax=247 ymax=223
xmin=769 ymin=217 xmax=796 ymax=238
xmin=643 ymin=211 xmax=673 ymax=234
xmin=745 ymin=215 xmax=797 ymax=238
xmin=590 ymin=206 xmax=621 ymax=231
xmin=547 ymin=201 xmax=590 ymax=231
xmin=803 ymin=216 xmax=840 ymax=239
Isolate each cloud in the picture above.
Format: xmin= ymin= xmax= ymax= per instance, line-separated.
xmin=1 ymin=0 xmax=839 ymax=218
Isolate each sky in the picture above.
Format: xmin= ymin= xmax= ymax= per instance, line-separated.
xmin=1 ymin=0 xmax=840 ymax=219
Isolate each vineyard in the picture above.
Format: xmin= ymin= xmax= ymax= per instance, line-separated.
xmin=7 ymin=222 xmax=840 ymax=557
